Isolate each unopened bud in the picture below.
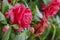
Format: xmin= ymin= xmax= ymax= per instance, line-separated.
xmin=4 ymin=12 xmax=9 ymax=18
xmin=30 ymin=27 xmax=35 ymax=34
xmin=2 ymin=24 xmax=9 ymax=33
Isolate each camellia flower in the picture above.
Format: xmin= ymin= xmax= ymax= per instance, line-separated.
xmin=35 ymin=18 xmax=48 ymax=37
xmin=4 ymin=4 xmax=32 ymax=28
xmin=41 ymin=0 xmax=60 ymax=18
xmin=50 ymin=0 xmax=60 ymax=5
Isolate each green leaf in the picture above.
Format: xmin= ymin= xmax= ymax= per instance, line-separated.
xmin=14 ymin=32 xmax=28 ymax=40
xmin=9 ymin=33 xmax=16 ymax=40
xmin=0 ymin=12 xmax=7 ymax=24
xmin=11 ymin=0 xmax=18 ymax=5
xmin=43 ymin=0 xmax=50 ymax=6
xmin=1 ymin=0 xmax=13 ymax=13
xmin=34 ymin=6 xmax=43 ymax=21
xmin=39 ymin=25 xmax=51 ymax=40
xmin=2 ymin=28 xmax=11 ymax=40
xmin=22 ymin=0 xmax=28 ymax=7
xmin=51 ymin=24 xmax=56 ymax=40
xmin=12 ymin=24 xmax=18 ymax=29
xmin=53 ymin=25 xmax=60 ymax=40
xmin=36 ymin=6 xmax=43 ymax=18
xmin=28 ymin=1 xmax=36 ymax=15
xmin=1 ymin=0 xmax=9 ymax=13
xmin=28 ymin=34 xmax=35 ymax=40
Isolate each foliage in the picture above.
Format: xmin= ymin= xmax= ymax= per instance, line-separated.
xmin=0 ymin=0 xmax=60 ymax=40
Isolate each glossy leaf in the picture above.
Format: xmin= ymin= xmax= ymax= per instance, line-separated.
xmin=1 ymin=0 xmax=12 ymax=13
xmin=34 ymin=6 xmax=43 ymax=21
xmin=2 ymin=28 xmax=11 ymax=40
xmin=0 ymin=12 xmax=7 ymax=24
xmin=14 ymin=32 xmax=28 ymax=40
xmin=39 ymin=25 xmax=51 ymax=40
xmin=43 ymin=0 xmax=50 ymax=6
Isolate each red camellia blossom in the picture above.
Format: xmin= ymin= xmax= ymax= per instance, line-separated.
xmin=41 ymin=0 xmax=60 ymax=18
xmin=35 ymin=18 xmax=48 ymax=37
xmin=50 ymin=0 xmax=60 ymax=5
xmin=5 ymin=4 xmax=32 ymax=28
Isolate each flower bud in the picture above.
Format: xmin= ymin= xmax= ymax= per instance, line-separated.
xmin=4 ymin=12 xmax=9 ymax=18
xmin=2 ymin=24 xmax=9 ymax=33
xmin=40 ymin=4 xmax=46 ymax=10
xmin=30 ymin=27 xmax=35 ymax=34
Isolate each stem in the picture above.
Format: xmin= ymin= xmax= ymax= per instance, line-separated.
xmin=51 ymin=24 xmax=56 ymax=40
